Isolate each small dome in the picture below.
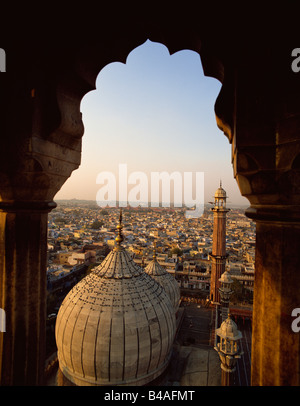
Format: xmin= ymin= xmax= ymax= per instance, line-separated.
xmin=216 ymin=315 xmax=242 ymax=341
xmin=219 ymin=270 xmax=233 ymax=284
xmin=55 ymin=212 xmax=176 ymax=386
xmin=144 ymin=254 xmax=180 ymax=313
xmin=214 ymin=186 xmax=227 ymax=199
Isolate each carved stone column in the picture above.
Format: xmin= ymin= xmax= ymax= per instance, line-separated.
xmin=214 ymin=37 xmax=300 ymax=385
xmin=247 ymin=208 xmax=300 ymax=385
xmin=220 ymin=44 xmax=300 ymax=385
xmin=0 ymin=69 xmax=86 ymax=385
xmin=0 ymin=202 xmax=55 ymax=385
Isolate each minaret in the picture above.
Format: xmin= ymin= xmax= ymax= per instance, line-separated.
xmin=114 ymin=207 xmax=124 ymax=248
xmin=210 ymin=181 xmax=229 ymax=303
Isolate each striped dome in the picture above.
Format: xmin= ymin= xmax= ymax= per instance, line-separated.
xmin=144 ymin=254 xmax=180 ymax=313
xmin=55 ymin=244 xmax=176 ymax=386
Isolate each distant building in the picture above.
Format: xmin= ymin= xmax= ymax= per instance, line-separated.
xmin=67 ymin=250 xmax=95 ymax=265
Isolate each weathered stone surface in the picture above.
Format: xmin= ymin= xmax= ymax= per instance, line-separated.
xmin=144 ymin=257 xmax=180 ymax=312
xmin=0 ymin=207 xmax=50 ymax=385
xmin=251 ymin=220 xmax=300 ymax=385
xmin=180 ymin=347 xmax=221 ymax=386
xmin=55 ymin=246 xmax=176 ymax=386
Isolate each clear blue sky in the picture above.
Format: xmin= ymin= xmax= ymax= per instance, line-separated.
xmin=55 ymin=40 xmax=248 ymax=206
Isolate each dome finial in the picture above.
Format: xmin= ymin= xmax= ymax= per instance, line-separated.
xmin=115 ymin=208 xmax=124 ymax=248
xmin=220 ymin=179 xmax=222 ymax=188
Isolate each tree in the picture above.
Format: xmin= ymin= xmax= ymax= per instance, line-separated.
xmin=170 ymin=247 xmax=183 ymax=257
xmin=230 ymin=279 xmax=244 ymax=304
xmin=90 ymin=220 xmax=103 ymax=229
xmin=54 ymin=216 xmax=66 ymax=224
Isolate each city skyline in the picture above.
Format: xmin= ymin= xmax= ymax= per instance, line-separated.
xmin=47 ymin=199 xmax=254 ymax=386
xmin=55 ymin=40 xmax=248 ymax=206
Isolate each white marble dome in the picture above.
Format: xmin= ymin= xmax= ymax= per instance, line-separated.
xmin=55 ymin=238 xmax=176 ymax=386
xmin=144 ymin=250 xmax=180 ymax=313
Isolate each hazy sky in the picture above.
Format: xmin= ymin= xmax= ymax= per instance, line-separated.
xmin=55 ymin=40 xmax=248 ymax=206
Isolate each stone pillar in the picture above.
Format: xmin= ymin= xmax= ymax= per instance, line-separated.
xmin=0 ymin=67 xmax=87 ymax=384
xmin=0 ymin=201 xmax=56 ymax=385
xmin=247 ymin=207 xmax=300 ymax=386
xmin=215 ymin=41 xmax=300 ymax=385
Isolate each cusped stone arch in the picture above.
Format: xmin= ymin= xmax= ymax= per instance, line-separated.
xmin=43 ymin=29 xmax=230 ymax=196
